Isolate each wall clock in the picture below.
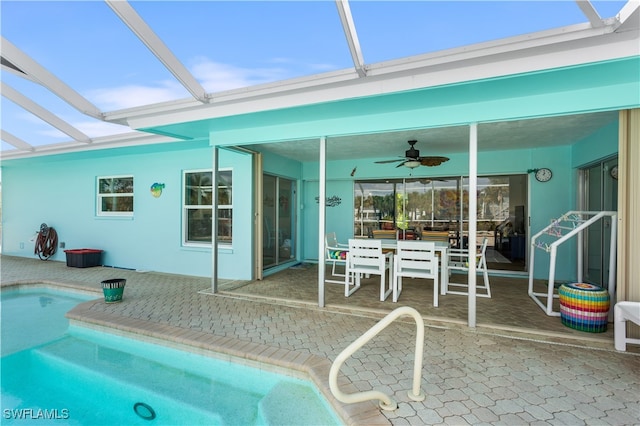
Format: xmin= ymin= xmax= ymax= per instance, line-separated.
xmin=610 ymin=165 xmax=618 ymax=180
xmin=535 ymin=168 xmax=552 ymax=182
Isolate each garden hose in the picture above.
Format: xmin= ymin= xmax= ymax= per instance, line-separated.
xmin=34 ymin=224 xmax=58 ymax=260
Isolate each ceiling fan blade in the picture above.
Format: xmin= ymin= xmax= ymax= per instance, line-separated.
xmin=420 ymin=156 xmax=450 ymax=167
xmin=375 ymin=142 xmax=450 ymax=168
xmin=374 ymin=159 xmax=404 ymax=164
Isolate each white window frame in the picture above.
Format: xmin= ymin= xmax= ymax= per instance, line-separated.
xmin=97 ymin=175 xmax=134 ymax=217
xmin=182 ymin=168 xmax=232 ymax=247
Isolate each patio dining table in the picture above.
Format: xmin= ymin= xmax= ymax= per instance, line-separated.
xmin=379 ymin=239 xmax=449 ymax=292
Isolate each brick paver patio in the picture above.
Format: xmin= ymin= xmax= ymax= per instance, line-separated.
xmin=2 ymin=255 xmax=639 ymax=425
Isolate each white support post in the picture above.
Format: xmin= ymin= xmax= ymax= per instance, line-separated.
xmin=211 ymin=147 xmax=219 ymax=293
xmin=577 ymin=225 xmax=583 ymax=283
xmin=547 ymin=246 xmax=558 ymax=315
xmin=318 ymin=137 xmax=327 ymax=308
xmin=608 ymin=214 xmax=618 ymax=320
xmin=468 ymin=123 xmax=478 ymax=328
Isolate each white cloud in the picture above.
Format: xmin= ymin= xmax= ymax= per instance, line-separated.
xmin=68 ymin=120 xmax=132 ymax=138
xmin=82 ymin=58 xmax=339 ymax=111
xmin=38 ymin=121 xmax=130 ymax=139
xmin=191 ymin=59 xmax=288 ymax=93
xmin=16 ymin=110 xmax=130 ymax=140
xmin=39 ymin=128 xmax=71 ymax=140
xmin=87 ymin=80 xmax=188 ymax=110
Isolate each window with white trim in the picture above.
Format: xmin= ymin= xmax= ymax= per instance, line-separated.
xmin=97 ymin=175 xmax=134 ymax=216
xmin=183 ymin=169 xmax=232 ymax=245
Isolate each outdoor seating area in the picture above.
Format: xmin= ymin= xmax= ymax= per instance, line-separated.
xmin=334 ymin=232 xmax=493 ymax=310
xmin=255 ymin=233 xmax=634 ymax=348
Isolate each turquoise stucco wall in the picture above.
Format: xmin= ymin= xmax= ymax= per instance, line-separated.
xmin=261 ymin=149 xmax=303 ymax=179
xmin=1 ymin=141 xmax=254 ymax=279
xmin=571 ymin=121 xmax=619 ymax=168
xmin=301 ymin=179 xmax=354 ymax=262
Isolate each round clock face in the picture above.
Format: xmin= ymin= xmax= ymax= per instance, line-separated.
xmin=535 ymin=168 xmax=552 ymax=182
xmin=610 ymin=165 xmax=618 ymax=180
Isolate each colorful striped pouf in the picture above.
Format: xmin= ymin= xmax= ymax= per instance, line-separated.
xmin=559 ymin=283 xmax=610 ymax=332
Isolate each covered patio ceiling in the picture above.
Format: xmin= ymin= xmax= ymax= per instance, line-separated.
xmin=1 ymin=1 xmax=637 ymax=161
xmin=241 ymin=111 xmax=619 ymax=162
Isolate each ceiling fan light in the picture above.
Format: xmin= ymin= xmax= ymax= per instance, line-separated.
xmin=404 ymin=160 xmax=421 ymax=169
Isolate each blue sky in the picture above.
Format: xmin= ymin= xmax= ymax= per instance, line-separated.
xmin=0 ymin=1 xmax=629 ymax=150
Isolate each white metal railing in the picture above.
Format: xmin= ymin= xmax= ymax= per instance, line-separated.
xmin=528 ymin=210 xmax=617 ymax=316
xmin=329 ymin=306 xmax=425 ymax=411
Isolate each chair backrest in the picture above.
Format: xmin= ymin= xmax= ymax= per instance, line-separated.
xmin=372 ymin=229 xmax=396 ymax=239
xmin=348 ymin=239 xmax=386 ymax=271
xmin=421 ymin=230 xmax=449 ymax=243
xmin=476 ymin=237 xmax=488 ymax=267
xmin=326 ymin=232 xmax=347 ymax=261
xmin=454 ymin=237 xmax=488 ymax=268
xmin=396 ymin=240 xmax=438 ymax=277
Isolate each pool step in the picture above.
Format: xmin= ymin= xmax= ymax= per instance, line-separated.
xmin=258 ymin=381 xmax=339 ymax=426
xmin=31 ymin=336 xmax=259 ymax=425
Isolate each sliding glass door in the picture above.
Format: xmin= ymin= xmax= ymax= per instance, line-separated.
xmin=354 ymin=174 xmax=528 ymax=272
xmin=263 ymin=174 xmax=297 ymax=269
xmin=580 ymin=157 xmax=618 ymax=287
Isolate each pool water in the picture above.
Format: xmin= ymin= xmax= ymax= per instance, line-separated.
xmin=1 ymin=288 xmax=95 ymax=357
xmin=1 ymin=288 xmax=341 ymax=425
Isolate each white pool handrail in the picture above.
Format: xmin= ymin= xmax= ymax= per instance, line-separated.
xmin=329 ymin=306 xmax=426 ymax=411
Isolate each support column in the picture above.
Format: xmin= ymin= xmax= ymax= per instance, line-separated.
xmin=618 ymin=109 xmax=640 ymax=338
xmin=318 ymin=136 xmax=327 ymax=307
xmin=468 ymin=123 xmax=478 ymax=328
xmin=211 ymin=147 xmax=219 ymax=293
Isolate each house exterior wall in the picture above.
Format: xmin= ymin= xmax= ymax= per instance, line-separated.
xmin=571 ymin=121 xmax=619 ymax=168
xmin=1 ymin=141 xmax=254 ymax=280
xmin=1 ymin=58 xmax=636 ymax=282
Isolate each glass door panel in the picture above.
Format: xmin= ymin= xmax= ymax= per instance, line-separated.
xmin=262 ymin=174 xmax=297 ymax=269
xmin=461 ymin=175 xmax=527 ymax=271
xmin=602 ymin=158 xmax=618 ymax=287
xmin=582 ymin=158 xmax=617 ymax=287
xmin=278 ymin=178 xmax=296 ymax=263
xmin=354 ymin=174 xmax=528 ymax=272
xmin=263 ymin=175 xmax=277 ymax=268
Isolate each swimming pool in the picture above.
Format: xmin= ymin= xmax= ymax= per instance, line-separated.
xmin=1 ymin=287 xmax=341 ymax=425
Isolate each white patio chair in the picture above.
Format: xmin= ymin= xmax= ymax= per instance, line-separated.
xmin=345 ymin=239 xmax=393 ymax=301
xmin=445 ymin=237 xmax=491 ymax=298
xmin=392 ymin=240 xmax=439 ymax=307
xmin=325 ymin=232 xmax=349 ymax=284
xmin=614 ymin=301 xmax=640 ymax=351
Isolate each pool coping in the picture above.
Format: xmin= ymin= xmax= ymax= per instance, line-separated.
xmin=2 ymin=281 xmax=389 ymax=426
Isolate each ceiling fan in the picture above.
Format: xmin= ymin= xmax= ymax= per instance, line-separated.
xmin=375 ymin=140 xmax=450 ymax=168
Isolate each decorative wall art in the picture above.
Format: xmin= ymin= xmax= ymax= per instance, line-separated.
xmin=150 ymin=182 xmax=165 ymax=198
xmin=315 ymin=195 xmax=342 ymax=207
